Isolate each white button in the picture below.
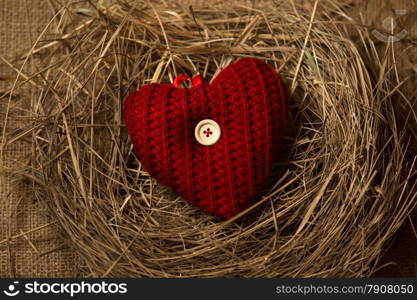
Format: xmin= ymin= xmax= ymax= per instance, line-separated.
xmin=194 ymin=119 xmax=221 ymax=146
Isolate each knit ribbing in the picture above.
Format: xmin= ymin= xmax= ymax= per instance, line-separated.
xmin=199 ymin=84 xmax=216 ymax=214
xmin=229 ymin=66 xmax=255 ymax=200
xmin=216 ymin=79 xmax=236 ymax=215
xmin=144 ymin=84 xmax=157 ymax=172
xmin=182 ymin=88 xmax=193 ymax=201
xmin=161 ymin=85 xmax=174 ymax=185
xmin=249 ymin=58 xmax=271 ymax=179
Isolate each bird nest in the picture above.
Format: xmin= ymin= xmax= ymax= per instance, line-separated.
xmin=4 ymin=0 xmax=417 ymax=277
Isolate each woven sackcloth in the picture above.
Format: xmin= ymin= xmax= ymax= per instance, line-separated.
xmin=0 ymin=0 xmax=81 ymax=277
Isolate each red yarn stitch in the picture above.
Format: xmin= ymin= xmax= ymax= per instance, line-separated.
xmin=124 ymin=58 xmax=289 ymax=219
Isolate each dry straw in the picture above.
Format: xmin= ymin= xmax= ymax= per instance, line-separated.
xmin=2 ymin=0 xmax=417 ymax=277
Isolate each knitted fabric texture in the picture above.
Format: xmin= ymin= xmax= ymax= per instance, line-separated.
xmin=124 ymin=58 xmax=288 ymax=219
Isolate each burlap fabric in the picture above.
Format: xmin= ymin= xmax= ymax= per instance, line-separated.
xmin=0 ymin=0 xmax=416 ymax=277
xmin=0 ymin=0 xmax=81 ymax=277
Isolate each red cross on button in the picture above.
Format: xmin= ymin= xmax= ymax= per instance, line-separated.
xmin=194 ymin=119 xmax=221 ymax=146
xmin=203 ymin=128 xmax=213 ymax=137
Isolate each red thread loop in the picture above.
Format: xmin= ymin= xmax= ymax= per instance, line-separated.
xmin=191 ymin=75 xmax=203 ymax=87
xmin=172 ymin=74 xmax=204 ymax=88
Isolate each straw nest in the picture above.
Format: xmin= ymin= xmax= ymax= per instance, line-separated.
xmin=4 ymin=0 xmax=417 ymax=277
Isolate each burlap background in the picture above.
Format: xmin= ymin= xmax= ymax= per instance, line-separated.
xmin=0 ymin=0 xmax=416 ymax=277
xmin=0 ymin=0 xmax=82 ymax=277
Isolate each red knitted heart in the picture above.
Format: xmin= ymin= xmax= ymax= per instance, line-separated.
xmin=124 ymin=58 xmax=288 ymax=219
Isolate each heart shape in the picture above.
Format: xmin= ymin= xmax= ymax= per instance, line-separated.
xmin=124 ymin=58 xmax=288 ymax=219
